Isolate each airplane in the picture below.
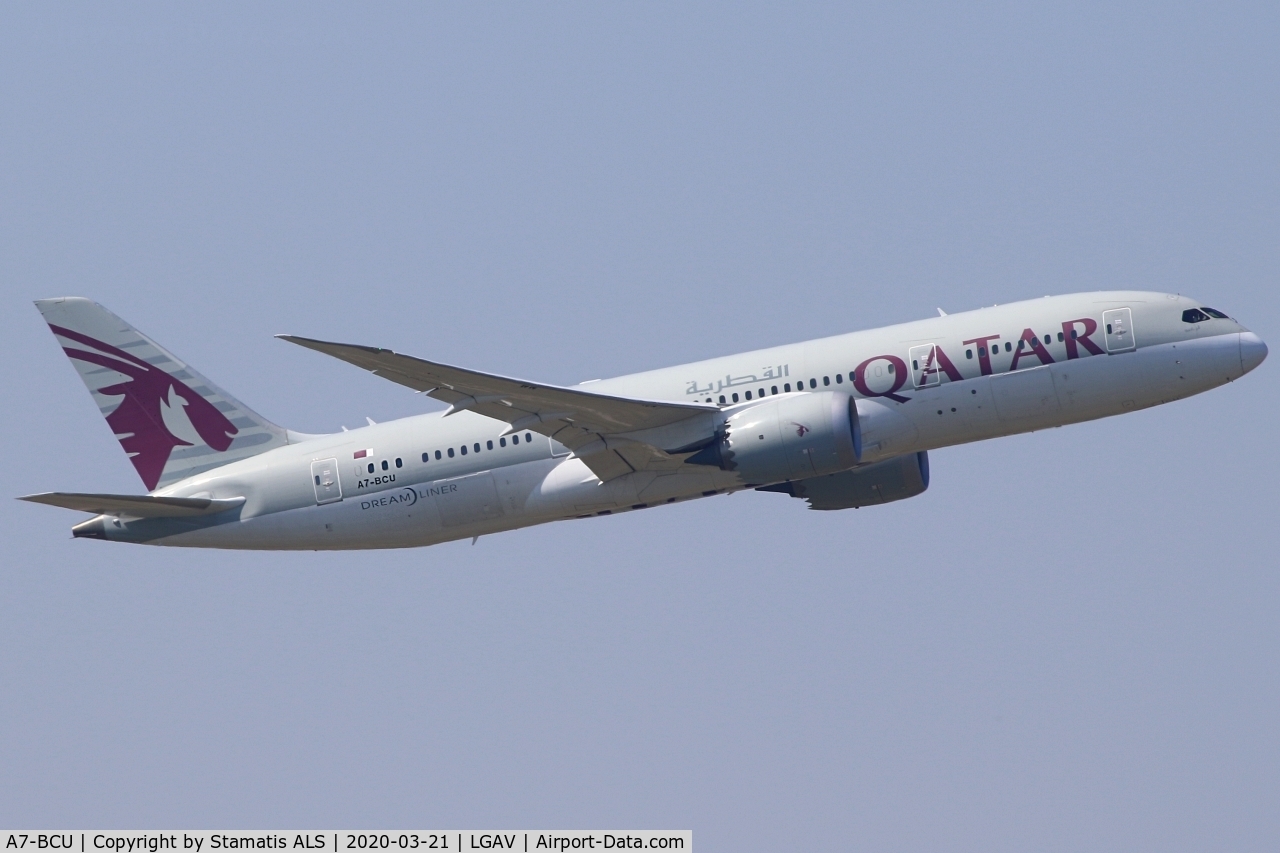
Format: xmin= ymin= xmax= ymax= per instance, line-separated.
xmin=19 ymin=292 xmax=1266 ymax=550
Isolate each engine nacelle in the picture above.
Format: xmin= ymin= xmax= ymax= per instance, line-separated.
xmin=854 ymin=397 xmax=920 ymax=463
xmin=686 ymin=391 xmax=860 ymax=486
xmin=759 ymin=451 xmax=930 ymax=510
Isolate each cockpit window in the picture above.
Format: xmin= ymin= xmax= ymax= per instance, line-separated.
xmin=1202 ymin=307 xmax=1229 ymax=319
xmin=1182 ymin=308 xmax=1211 ymax=323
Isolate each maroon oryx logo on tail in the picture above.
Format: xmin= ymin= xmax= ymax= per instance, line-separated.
xmin=50 ymin=325 xmax=238 ymax=489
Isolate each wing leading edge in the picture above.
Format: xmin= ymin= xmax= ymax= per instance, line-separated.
xmin=278 ymin=335 xmax=719 ymax=481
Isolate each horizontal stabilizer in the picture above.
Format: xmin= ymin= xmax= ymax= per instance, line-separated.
xmin=18 ymin=492 xmax=245 ymax=518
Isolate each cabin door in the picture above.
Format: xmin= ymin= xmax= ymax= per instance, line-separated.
xmin=1103 ymin=308 xmax=1136 ymax=353
xmin=311 ymin=458 xmax=343 ymax=504
xmin=909 ymin=344 xmax=942 ymax=388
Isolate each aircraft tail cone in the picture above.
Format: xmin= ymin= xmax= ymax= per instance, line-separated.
xmin=71 ymin=517 xmax=108 ymax=540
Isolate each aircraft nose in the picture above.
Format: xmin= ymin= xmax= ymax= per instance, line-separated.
xmin=1240 ymin=331 xmax=1268 ymax=374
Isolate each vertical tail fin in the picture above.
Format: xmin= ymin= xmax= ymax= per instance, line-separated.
xmin=36 ymin=297 xmax=295 ymax=491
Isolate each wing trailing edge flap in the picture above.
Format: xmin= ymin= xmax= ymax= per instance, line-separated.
xmin=278 ymin=335 xmax=721 ymax=481
xmin=19 ymin=492 xmax=246 ymax=518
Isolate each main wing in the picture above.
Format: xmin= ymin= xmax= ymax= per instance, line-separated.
xmin=278 ymin=335 xmax=719 ymax=481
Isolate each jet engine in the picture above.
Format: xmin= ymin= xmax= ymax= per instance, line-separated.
xmin=758 ymin=451 xmax=930 ymax=510
xmin=685 ymin=391 xmax=860 ymax=485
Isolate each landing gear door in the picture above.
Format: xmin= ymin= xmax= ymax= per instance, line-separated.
xmin=909 ymin=344 xmax=941 ymax=389
xmin=311 ymin=458 xmax=343 ymax=504
xmin=1103 ymin=308 xmax=1136 ymax=353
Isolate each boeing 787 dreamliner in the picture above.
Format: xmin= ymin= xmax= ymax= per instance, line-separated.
xmin=20 ymin=293 xmax=1266 ymax=549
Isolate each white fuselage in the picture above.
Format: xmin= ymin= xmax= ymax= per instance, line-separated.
xmin=91 ymin=291 xmax=1265 ymax=549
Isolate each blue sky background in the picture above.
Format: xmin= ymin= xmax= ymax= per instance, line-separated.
xmin=2 ymin=3 xmax=1277 ymax=849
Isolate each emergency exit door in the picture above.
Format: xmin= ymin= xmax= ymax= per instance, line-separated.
xmin=909 ymin=344 xmax=942 ymax=388
xmin=1103 ymin=307 xmax=1136 ymax=353
xmin=311 ymin=458 xmax=343 ymax=504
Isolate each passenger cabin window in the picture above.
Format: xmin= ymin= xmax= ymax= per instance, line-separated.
xmin=422 ymin=452 xmax=429 ymax=463
xmin=460 ymin=445 xmax=467 ymax=455
xmin=823 ymin=376 xmax=830 ymax=386
xmin=500 ymin=437 xmax=507 ymax=447
xmin=771 ymin=385 xmax=778 ymax=394
xmin=1183 ymin=308 xmax=1211 ymax=323
xmin=381 ymin=460 xmax=389 ymax=470
xmin=719 ymin=395 xmax=727 ymax=404
xmin=435 ymin=450 xmax=442 ymax=460
xmin=512 ymin=435 xmax=519 ymax=444
xmin=835 ymin=374 xmax=843 ymax=383
xmin=1202 ymin=307 xmax=1229 ymax=319
xmin=732 ymin=393 xmax=739 ymax=402
xmin=447 ymin=448 xmax=454 ymax=457
xmin=474 ymin=443 xmax=481 ymax=453
xmin=744 ymin=391 xmax=752 ymax=400
xmin=809 ymin=378 xmax=817 ymax=389
xmin=525 ymin=432 xmax=533 ymax=442
xmin=487 ymin=440 xmax=494 ymax=450
xmin=1057 ymin=332 xmax=1064 ymax=342
xmin=367 ymin=463 xmax=375 ymax=473
xmin=784 ymin=384 xmax=791 ymax=392
xmin=1005 ymin=342 xmax=1012 ymax=352
xmin=1044 ymin=334 xmax=1051 ymax=344
xmin=966 ymin=349 xmax=973 ymax=359
xmin=395 ymin=458 xmax=402 ymax=468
